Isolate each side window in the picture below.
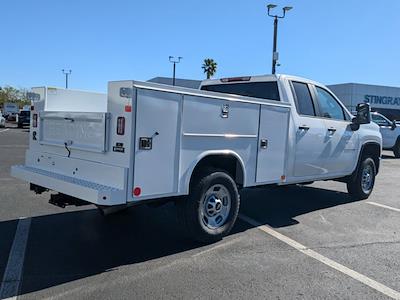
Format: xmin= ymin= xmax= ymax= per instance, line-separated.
xmin=372 ymin=114 xmax=390 ymax=126
xmin=315 ymin=87 xmax=346 ymax=120
xmin=292 ymin=82 xmax=316 ymax=116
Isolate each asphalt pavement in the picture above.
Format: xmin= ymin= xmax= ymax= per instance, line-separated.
xmin=1 ymin=123 xmax=400 ymax=299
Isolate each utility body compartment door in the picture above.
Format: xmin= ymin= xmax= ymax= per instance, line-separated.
xmin=256 ymin=105 xmax=290 ymax=183
xmin=133 ymin=89 xmax=181 ymax=198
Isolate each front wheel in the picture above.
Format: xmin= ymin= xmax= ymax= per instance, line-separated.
xmin=177 ymin=170 xmax=240 ymax=243
xmin=393 ymin=140 xmax=400 ymax=158
xmin=347 ymin=157 xmax=376 ymax=200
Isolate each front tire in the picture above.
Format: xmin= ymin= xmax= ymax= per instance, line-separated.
xmin=177 ymin=170 xmax=240 ymax=243
xmin=393 ymin=139 xmax=400 ymax=158
xmin=347 ymin=157 xmax=376 ymax=200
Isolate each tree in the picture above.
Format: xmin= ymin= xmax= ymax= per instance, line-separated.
xmin=202 ymin=58 xmax=218 ymax=79
xmin=0 ymin=86 xmax=30 ymax=109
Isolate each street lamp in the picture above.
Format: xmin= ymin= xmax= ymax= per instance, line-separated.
xmin=169 ymin=56 xmax=182 ymax=86
xmin=267 ymin=4 xmax=292 ymax=74
xmin=62 ymin=69 xmax=72 ymax=89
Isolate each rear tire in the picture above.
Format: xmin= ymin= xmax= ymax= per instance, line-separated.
xmin=347 ymin=157 xmax=376 ymax=200
xmin=393 ymin=139 xmax=400 ymax=158
xmin=177 ymin=170 xmax=240 ymax=243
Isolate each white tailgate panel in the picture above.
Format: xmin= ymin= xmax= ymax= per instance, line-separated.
xmin=39 ymin=112 xmax=109 ymax=153
xmin=256 ymin=105 xmax=290 ymax=183
xmin=133 ymin=89 xmax=181 ymax=198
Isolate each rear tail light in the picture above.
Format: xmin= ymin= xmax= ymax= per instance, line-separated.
xmin=117 ymin=117 xmax=125 ymax=135
xmin=32 ymin=114 xmax=38 ymax=128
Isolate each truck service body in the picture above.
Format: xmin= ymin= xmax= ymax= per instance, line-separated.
xmin=12 ymin=75 xmax=382 ymax=242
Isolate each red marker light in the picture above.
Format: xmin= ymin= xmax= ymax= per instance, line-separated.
xmin=133 ymin=187 xmax=141 ymax=196
xmin=125 ymin=105 xmax=132 ymax=112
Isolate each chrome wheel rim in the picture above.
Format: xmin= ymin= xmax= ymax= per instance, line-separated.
xmin=201 ymin=184 xmax=231 ymax=229
xmin=361 ymin=164 xmax=374 ymax=194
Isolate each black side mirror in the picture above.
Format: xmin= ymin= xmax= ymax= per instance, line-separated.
xmin=391 ymin=121 xmax=397 ymax=130
xmin=351 ymin=103 xmax=371 ymax=131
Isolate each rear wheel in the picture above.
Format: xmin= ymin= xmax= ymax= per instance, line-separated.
xmin=177 ymin=170 xmax=240 ymax=243
xmin=347 ymin=157 xmax=376 ymax=200
xmin=393 ymin=139 xmax=400 ymax=158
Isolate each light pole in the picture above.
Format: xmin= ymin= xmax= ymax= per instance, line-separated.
xmin=267 ymin=4 xmax=292 ymax=74
xmin=62 ymin=69 xmax=72 ymax=89
xmin=169 ymin=56 xmax=182 ymax=86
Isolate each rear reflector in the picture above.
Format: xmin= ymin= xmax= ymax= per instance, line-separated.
xmin=133 ymin=187 xmax=141 ymax=196
xmin=32 ymin=114 xmax=38 ymax=128
xmin=125 ymin=105 xmax=132 ymax=112
xmin=117 ymin=117 xmax=125 ymax=135
xmin=220 ymin=76 xmax=251 ymax=83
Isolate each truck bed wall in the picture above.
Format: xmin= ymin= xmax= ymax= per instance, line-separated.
xmin=127 ymin=81 xmax=291 ymax=202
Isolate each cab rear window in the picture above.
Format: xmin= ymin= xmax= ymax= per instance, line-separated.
xmin=201 ymin=82 xmax=280 ymax=101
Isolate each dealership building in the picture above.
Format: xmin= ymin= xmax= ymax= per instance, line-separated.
xmin=327 ymin=83 xmax=400 ymax=120
xmin=149 ymin=77 xmax=400 ymax=121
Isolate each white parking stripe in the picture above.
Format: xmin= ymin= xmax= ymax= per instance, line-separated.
xmin=366 ymin=201 xmax=400 ymax=213
xmin=0 ymin=129 xmax=10 ymax=133
xmin=0 ymin=218 xmax=31 ymax=300
xmin=239 ymin=214 xmax=400 ymax=300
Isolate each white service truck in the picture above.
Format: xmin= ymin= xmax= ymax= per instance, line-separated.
xmin=12 ymin=75 xmax=381 ymax=242
xmin=371 ymin=112 xmax=400 ymax=157
xmin=3 ymin=102 xmax=19 ymax=121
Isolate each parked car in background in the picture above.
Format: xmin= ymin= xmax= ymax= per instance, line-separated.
xmin=0 ymin=111 xmax=5 ymax=128
xmin=371 ymin=112 xmax=400 ymax=157
xmin=16 ymin=110 xmax=30 ymax=128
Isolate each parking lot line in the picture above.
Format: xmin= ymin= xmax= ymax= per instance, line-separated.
xmin=366 ymin=201 xmax=400 ymax=213
xmin=239 ymin=214 xmax=400 ymax=300
xmin=0 ymin=217 xmax=31 ymax=300
xmin=0 ymin=129 xmax=10 ymax=133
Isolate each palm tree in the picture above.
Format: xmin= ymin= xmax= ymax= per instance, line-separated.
xmin=202 ymin=58 xmax=217 ymax=79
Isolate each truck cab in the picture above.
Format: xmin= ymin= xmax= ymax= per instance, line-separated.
xmin=371 ymin=111 xmax=400 ymax=157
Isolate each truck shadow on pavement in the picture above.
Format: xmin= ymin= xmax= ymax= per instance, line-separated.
xmin=0 ymin=184 xmax=359 ymax=298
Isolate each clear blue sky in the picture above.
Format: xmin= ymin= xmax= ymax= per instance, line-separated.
xmin=1 ymin=0 xmax=399 ymax=92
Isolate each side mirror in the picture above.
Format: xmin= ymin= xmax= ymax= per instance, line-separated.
xmin=391 ymin=121 xmax=397 ymax=131
xmin=350 ymin=103 xmax=371 ymax=131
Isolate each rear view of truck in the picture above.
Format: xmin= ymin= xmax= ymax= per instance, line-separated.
xmin=11 ymin=85 xmax=133 ymax=208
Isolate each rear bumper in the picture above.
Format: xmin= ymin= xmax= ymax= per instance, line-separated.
xmin=11 ymin=165 xmax=126 ymax=206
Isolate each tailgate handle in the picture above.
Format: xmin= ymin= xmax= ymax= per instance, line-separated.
xmin=64 ymin=117 xmax=75 ymax=122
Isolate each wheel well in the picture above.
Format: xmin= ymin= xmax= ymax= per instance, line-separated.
xmin=360 ymin=143 xmax=381 ymax=174
xmin=190 ymin=154 xmax=245 ymax=188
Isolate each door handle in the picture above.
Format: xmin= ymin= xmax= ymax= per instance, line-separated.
xmin=298 ymin=125 xmax=310 ymax=131
xmin=327 ymin=127 xmax=337 ymax=133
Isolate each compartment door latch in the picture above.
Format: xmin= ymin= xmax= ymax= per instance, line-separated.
xmin=260 ymin=139 xmax=268 ymax=149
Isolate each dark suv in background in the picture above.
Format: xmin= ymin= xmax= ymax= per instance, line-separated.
xmin=17 ymin=110 xmax=30 ymax=128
